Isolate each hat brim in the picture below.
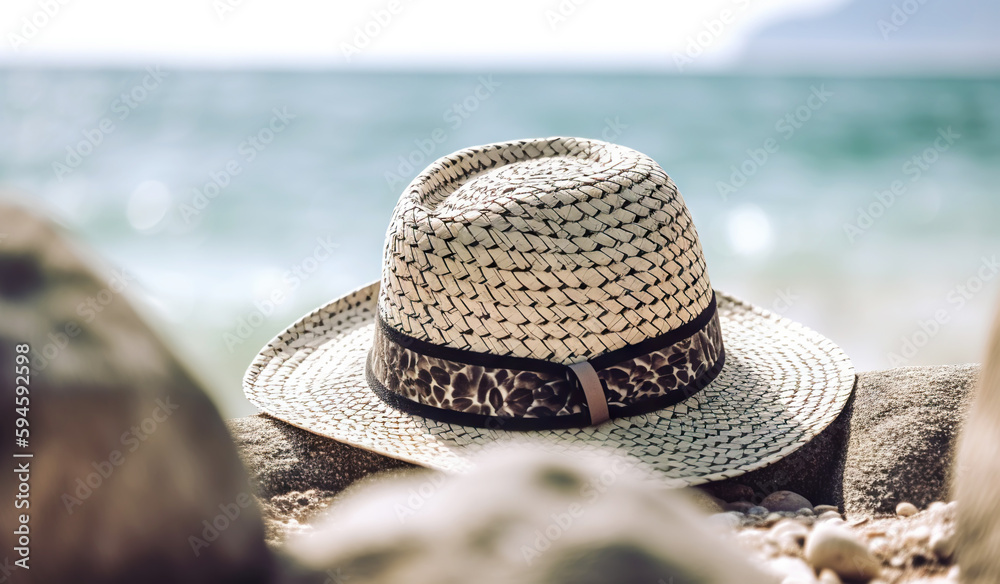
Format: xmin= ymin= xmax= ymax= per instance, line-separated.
xmin=243 ymin=281 xmax=854 ymax=487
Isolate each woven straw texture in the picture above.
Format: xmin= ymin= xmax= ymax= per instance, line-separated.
xmin=243 ymin=137 xmax=855 ymax=484
xmin=244 ymin=282 xmax=854 ymax=485
xmin=380 ymin=137 xmax=711 ymax=365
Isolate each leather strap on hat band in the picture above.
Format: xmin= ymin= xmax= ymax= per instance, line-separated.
xmin=569 ymin=361 xmax=610 ymax=426
xmin=366 ymin=294 xmax=725 ymax=431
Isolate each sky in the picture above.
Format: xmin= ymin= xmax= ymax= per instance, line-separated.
xmin=0 ymin=0 xmax=860 ymax=70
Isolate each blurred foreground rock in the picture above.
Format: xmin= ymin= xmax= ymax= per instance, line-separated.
xmin=289 ymin=445 xmax=774 ymax=584
xmin=0 ymin=202 xmax=275 ymax=583
xmin=955 ymin=308 xmax=1000 ymax=583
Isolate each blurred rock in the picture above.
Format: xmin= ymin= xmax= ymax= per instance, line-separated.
xmin=0 ymin=202 xmax=274 ymax=583
xmin=955 ymin=306 xmax=1000 ymax=583
xmin=289 ymin=445 xmax=775 ymax=584
xmin=843 ymin=365 xmax=978 ymax=516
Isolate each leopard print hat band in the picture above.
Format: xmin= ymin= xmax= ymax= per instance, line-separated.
xmin=366 ymin=294 xmax=725 ymax=430
xmin=367 ymin=137 xmax=724 ymax=430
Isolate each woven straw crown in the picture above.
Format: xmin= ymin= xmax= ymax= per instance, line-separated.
xmin=378 ymin=137 xmax=714 ymax=365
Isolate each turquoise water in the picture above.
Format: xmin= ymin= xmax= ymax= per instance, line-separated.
xmin=2 ymin=69 xmax=999 ymax=416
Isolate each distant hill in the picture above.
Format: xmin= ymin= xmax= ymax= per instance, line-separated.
xmin=737 ymin=0 xmax=1000 ymax=75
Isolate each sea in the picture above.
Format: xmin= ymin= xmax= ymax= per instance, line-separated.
xmin=1 ymin=68 xmax=998 ymax=417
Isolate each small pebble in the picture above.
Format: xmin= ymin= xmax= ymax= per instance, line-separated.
xmin=931 ymin=529 xmax=957 ymax=561
xmin=737 ymin=528 xmax=768 ymax=547
xmin=813 ymin=505 xmax=839 ymax=514
xmin=767 ymin=557 xmax=817 ymax=583
xmin=868 ymin=537 xmax=890 ymax=557
xmin=763 ymin=512 xmax=785 ymax=527
xmin=818 ymin=569 xmax=843 ymax=584
xmin=805 ymin=522 xmax=881 ymax=581
xmin=761 ymin=490 xmax=814 ymax=513
xmin=708 ymin=511 xmax=743 ymax=529
xmin=904 ymin=525 xmax=931 ymax=546
xmin=895 ymin=501 xmax=918 ymax=517
xmin=725 ymin=500 xmax=756 ymax=514
xmin=796 ymin=508 xmax=815 ymax=517
xmin=686 ymin=489 xmax=726 ymax=514
xmin=817 ymin=510 xmax=842 ymax=522
xmin=748 ymin=505 xmax=769 ymax=517
xmin=770 ymin=519 xmax=810 ymax=550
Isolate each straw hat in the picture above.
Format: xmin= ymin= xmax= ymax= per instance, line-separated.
xmin=244 ymin=137 xmax=854 ymax=486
